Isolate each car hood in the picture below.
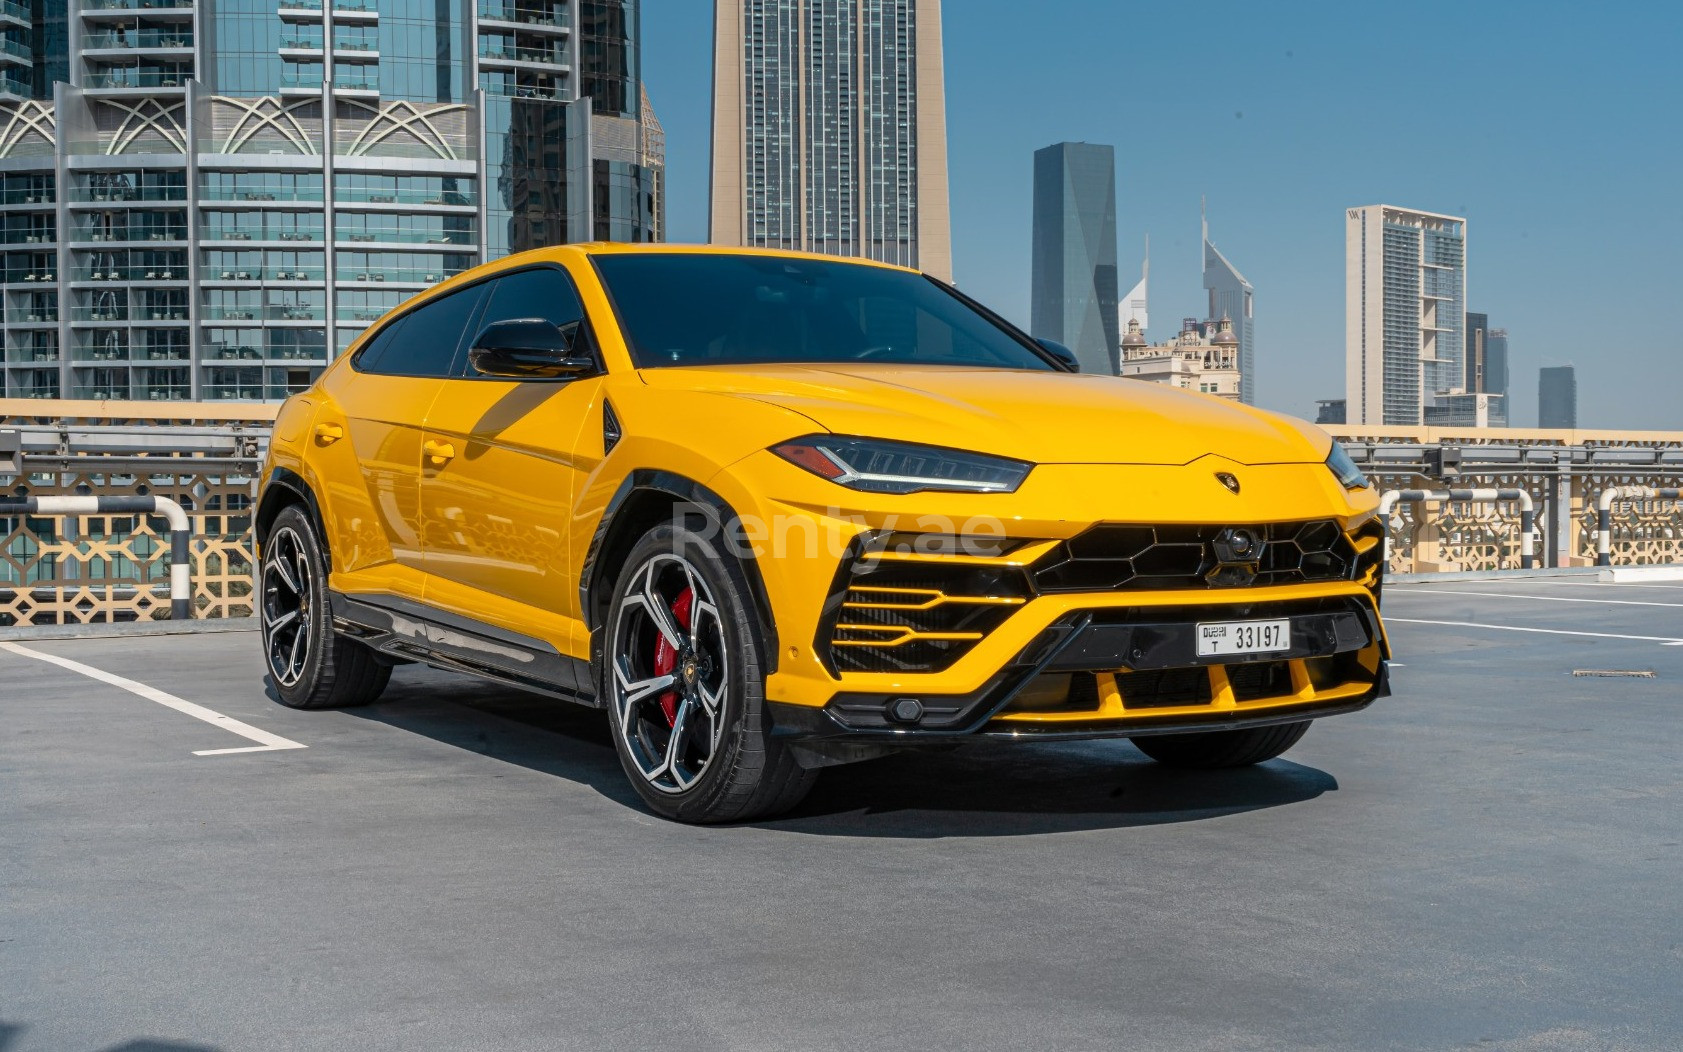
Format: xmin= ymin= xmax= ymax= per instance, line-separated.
xmin=637 ymin=364 xmax=1330 ymax=466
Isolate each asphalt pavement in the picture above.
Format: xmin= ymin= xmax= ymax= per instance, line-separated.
xmin=3 ymin=574 xmax=1681 ymax=1051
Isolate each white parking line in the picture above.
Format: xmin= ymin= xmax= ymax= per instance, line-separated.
xmin=1397 ymin=588 xmax=1683 ymax=608
xmin=1386 ymin=618 xmax=1683 ymax=645
xmin=0 ymin=641 xmax=307 ymax=756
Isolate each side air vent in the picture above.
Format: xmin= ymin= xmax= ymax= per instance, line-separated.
xmin=817 ymin=543 xmax=1034 ymax=675
xmin=602 ymin=398 xmax=622 ymax=454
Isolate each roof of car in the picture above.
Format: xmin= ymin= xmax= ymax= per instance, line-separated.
xmin=553 ymin=242 xmax=922 ymax=274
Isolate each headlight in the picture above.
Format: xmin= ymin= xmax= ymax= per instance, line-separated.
xmin=1326 ymin=442 xmax=1370 ymax=490
xmin=771 ymin=435 xmax=1032 ymax=494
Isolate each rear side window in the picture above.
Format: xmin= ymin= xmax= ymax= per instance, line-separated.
xmin=459 ymin=266 xmax=588 ymax=377
xmin=359 ymin=285 xmax=487 ymax=378
xmin=351 ymin=313 xmax=408 ymax=373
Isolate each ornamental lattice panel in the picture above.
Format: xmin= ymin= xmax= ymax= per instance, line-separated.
xmin=2 ymin=468 xmax=255 ymax=625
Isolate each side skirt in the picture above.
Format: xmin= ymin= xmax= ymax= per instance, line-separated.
xmin=329 ymin=591 xmax=599 ymax=707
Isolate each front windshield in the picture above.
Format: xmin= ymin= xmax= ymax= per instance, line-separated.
xmin=592 ymin=253 xmax=1055 ymax=371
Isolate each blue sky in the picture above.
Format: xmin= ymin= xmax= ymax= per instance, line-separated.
xmin=641 ymin=0 xmax=1683 ymax=429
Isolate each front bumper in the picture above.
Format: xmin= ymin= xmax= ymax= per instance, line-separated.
xmin=699 ymin=453 xmax=1388 ymax=719
xmin=768 ymin=593 xmax=1389 ymax=744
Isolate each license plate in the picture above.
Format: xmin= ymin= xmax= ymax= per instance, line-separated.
xmin=1196 ymin=618 xmax=1291 ymax=657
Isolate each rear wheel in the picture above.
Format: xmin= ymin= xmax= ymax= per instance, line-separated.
xmin=601 ymin=519 xmax=815 ymax=823
xmin=261 ymin=505 xmax=391 ymax=709
xmin=1130 ymin=720 xmax=1310 ymax=769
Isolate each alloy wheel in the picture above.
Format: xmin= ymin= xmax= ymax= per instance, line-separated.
xmin=610 ymin=552 xmax=730 ymax=794
xmin=261 ymin=525 xmax=313 ymax=688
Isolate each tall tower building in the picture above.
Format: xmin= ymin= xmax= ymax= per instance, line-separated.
xmin=1118 ymin=236 xmax=1147 ymax=335
xmin=1539 ymin=365 xmax=1577 ymax=429
xmin=1345 ymin=204 xmax=1467 ymax=426
xmin=0 ymin=0 xmax=661 ymax=403
xmin=1202 ymin=207 xmax=1254 ymax=404
xmin=1029 ymin=141 xmax=1117 ymax=374
xmin=1464 ymin=311 xmax=1488 ymax=393
xmin=709 ymin=0 xmax=951 ymax=280
xmin=1486 ymin=327 xmax=1509 ymax=400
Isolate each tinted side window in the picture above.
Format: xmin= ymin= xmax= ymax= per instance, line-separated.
xmin=461 ymin=267 xmax=587 ymax=377
xmin=365 ymin=285 xmax=486 ymax=378
xmin=351 ymin=313 xmax=408 ymax=373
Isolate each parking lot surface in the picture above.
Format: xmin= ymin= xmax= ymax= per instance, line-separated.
xmin=3 ymin=575 xmax=1681 ymax=1051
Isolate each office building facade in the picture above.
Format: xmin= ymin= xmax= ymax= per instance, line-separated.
xmin=1030 ymin=140 xmax=1116 ymax=374
xmin=1345 ymin=204 xmax=1467 ymax=426
xmin=1426 ymin=391 xmax=1505 ymax=428
xmin=709 ymin=0 xmax=951 ymax=280
xmin=0 ymin=0 xmax=662 ymax=402
xmin=1314 ymin=399 xmax=1346 ymax=425
xmin=1441 ymin=311 xmax=1506 ymax=426
xmin=1539 ymin=365 xmax=1577 ymax=429
xmin=1203 ymin=213 xmax=1254 ymax=404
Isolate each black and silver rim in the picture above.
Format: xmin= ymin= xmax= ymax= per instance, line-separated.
xmin=610 ymin=552 xmax=729 ymax=794
xmin=261 ymin=525 xmax=313 ymax=688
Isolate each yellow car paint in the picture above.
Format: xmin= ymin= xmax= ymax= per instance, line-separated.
xmin=261 ymin=243 xmax=1386 ymax=731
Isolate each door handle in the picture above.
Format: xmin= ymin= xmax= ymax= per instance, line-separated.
xmin=313 ymin=422 xmax=343 ymax=445
xmin=423 ymin=439 xmax=456 ymax=464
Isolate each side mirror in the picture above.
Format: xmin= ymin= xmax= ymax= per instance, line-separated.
xmin=468 ymin=318 xmax=596 ymax=379
xmin=1034 ymin=338 xmax=1080 ymax=372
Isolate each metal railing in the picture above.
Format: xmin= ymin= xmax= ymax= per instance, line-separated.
xmin=0 ymin=494 xmax=191 ymax=618
xmin=3 ymin=411 xmax=1683 ymax=626
xmin=1337 ymin=427 xmax=1683 ymax=571
xmin=1379 ymin=488 xmax=1536 ymax=570
xmin=1 ymin=403 xmax=269 ymax=625
xmin=1595 ymin=487 xmax=1683 ymax=567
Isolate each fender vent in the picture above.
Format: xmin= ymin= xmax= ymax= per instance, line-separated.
xmin=602 ymin=398 xmax=622 ymax=454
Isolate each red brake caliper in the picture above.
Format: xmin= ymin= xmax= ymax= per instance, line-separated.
xmin=651 ymin=586 xmax=694 ymax=727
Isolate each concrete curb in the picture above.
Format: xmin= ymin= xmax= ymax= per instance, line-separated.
xmin=1390 ymin=567 xmax=1606 ymax=584
xmin=0 ymin=618 xmax=257 ymax=642
xmin=1598 ymin=566 xmax=1683 ymax=583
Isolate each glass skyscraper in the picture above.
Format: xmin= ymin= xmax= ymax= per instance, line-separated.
xmin=0 ymin=0 xmax=661 ymax=402
xmin=1202 ymin=212 xmax=1254 ymax=404
xmin=1345 ymin=204 xmax=1466 ymax=426
xmin=1538 ymin=365 xmax=1576 ymax=429
xmin=709 ymin=0 xmax=951 ymax=281
xmin=1486 ymin=327 xmax=1509 ymax=401
xmin=1030 ymin=141 xmax=1117 ymax=375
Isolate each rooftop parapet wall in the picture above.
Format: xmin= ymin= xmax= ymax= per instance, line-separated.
xmin=1 ymin=404 xmax=1680 ymax=626
xmin=1330 ymin=425 xmax=1683 ymax=448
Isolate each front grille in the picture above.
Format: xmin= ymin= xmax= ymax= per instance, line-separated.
xmin=1030 ymin=519 xmax=1364 ymax=593
xmin=824 ymin=557 xmax=1032 ymax=674
xmin=1227 ymin=660 xmax=1293 ymax=701
xmin=818 ymin=519 xmax=1384 ymax=678
xmin=1115 ymin=666 xmax=1212 ymax=708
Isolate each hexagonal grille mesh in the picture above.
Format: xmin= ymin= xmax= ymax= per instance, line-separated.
xmin=1030 ymin=520 xmax=1361 ymax=593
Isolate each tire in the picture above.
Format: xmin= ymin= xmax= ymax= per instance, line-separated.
xmin=260 ymin=505 xmax=391 ymax=710
xmin=1130 ymin=720 xmax=1311 ymax=769
xmin=600 ymin=518 xmax=816 ymax=823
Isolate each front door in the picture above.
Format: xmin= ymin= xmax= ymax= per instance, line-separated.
xmin=417 ymin=264 xmax=602 ymax=662
xmin=309 ymin=284 xmax=483 ymax=599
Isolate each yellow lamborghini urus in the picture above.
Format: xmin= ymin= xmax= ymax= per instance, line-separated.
xmin=256 ymin=245 xmax=1389 ymax=823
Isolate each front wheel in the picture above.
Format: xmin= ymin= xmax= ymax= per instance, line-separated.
xmin=601 ymin=519 xmax=815 ymax=823
xmin=1130 ymin=720 xmax=1311 ymax=769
